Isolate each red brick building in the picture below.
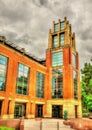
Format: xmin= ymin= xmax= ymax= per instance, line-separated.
xmin=0 ymin=18 xmax=82 ymax=119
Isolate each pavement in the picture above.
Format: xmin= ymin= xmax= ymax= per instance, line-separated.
xmin=24 ymin=119 xmax=73 ymax=130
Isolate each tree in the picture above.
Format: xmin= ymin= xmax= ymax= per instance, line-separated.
xmin=81 ymin=61 xmax=92 ymax=112
xmin=81 ymin=81 xmax=87 ymax=109
xmin=87 ymin=95 xmax=92 ymax=112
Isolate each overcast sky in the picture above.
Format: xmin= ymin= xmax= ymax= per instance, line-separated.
xmin=0 ymin=0 xmax=92 ymax=69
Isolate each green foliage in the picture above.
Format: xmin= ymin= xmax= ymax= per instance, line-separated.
xmin=82 ymin=112 xmax=89 ymax=117
xmin=81 ymin=60 xmax=92 ymax=113
xmin=87 ymin=95 xmax=92 ymax=111
xmin=81 ymin=64 xmax=92 ymax=94
xmin=82 ymin=108 xmax=89 ymax=117
xmin=63 ymin=110 xmax=68 ymax=120
xmin=0 ymin=126 xmax=15 ymax=130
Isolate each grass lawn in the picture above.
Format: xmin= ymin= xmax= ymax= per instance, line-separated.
xmin=0 ymin=126 xmax=15 ymax=130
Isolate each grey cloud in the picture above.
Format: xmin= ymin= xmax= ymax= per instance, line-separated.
xmin=77 ymin=39 xmax=92 ymax=68
xmin=5 ymin=31 xmax=18 ymax=41
xmin=32 ymin=0 xmax=48 ymax=7
xmin=79 ymin=27 xmax=92 ymax=40
xmin=0 ymin=0 xmax=91 ymax=69
xmin=13 ymin=34 xmax=32 ymax=45
xmin=0 ymin=0 xmax=31 ymax=24
xmin=81 ymin=41 xmax=92 ymax=54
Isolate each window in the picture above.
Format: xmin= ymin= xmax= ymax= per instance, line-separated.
xmin=52 ymin=35 xmax=58 ymax=48
xmin=0 ymin=54 xmax=8 ymax=91
xmin=73 ymin=71 xmax=78 ymax=99
xmin=60 ymin=33 xmax=65 ymax=46
xmin=14 ymin=103 xmax=26 ymax=118
xmin=54 ymin=24 xmax=58 ymax=32
xmin=52 ymin=51 xmax=63 ymax=66
xmin=16 ymin=63 xmax=29 ymax=95
xmin=72 ymin=53 xmax=76 ymax=67
xmin=52 ymin=69 xmax=63 ymax=98
xmin=36 ymin=72 xmax=44 ymax=98
xmin=60 ymin=21 xmax=65 ymax=30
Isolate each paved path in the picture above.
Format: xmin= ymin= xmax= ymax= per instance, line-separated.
xmin=24 ymin=119 xmax=73 ymax=130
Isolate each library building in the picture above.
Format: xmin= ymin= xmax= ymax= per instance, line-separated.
xmin=0 ymin=17 xmax=82 ymax=119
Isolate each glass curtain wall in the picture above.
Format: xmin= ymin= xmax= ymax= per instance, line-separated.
xmin=14 ymin=103 xmax=26 ymax=118
xmin=54 ymin=24 xmax=58 ymax=32
xmin=52 ymin=51 xmax=63 ymax=66
xmin=72 ymin=53 xmax=76 ymax=68
xmin=0 ymin=54 xmax=8 ymax=91
xmin=73 ymin=71 xmax=78 ymax=99
xmin=16 ymin=63 xmax=29 ymax=95
xmin=36 ymin=72 xmax=44 ymax=98
xmin=52 ymin=69 xmax=63 ymax=98
xmin=60 ymin=33 xmax=65 ymax=46
xmin=52 ymin=35 xmax=58 ymax=48
xmin=60 ymin=21 xmax=64 ymax=30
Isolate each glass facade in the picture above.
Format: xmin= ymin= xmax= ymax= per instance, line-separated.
xmin=52 ymin=35 xmax=58 ymax=48
xmin=52 ymin=51 xmax=63 ymax=66
xmin=73 ymin=71 xmax=78 ymax=99
xmin=0 ymin=54 xmax=8 ymax=91
xmin=72 ymin=53 xmax=76 ymax=67
xmin=60 ymin=33 xmax=65 ymax=46
xmin=54 ymin=24 xmax=58 ymax=32
xmin=60 ymin=21 xmax=64 ymax=30
xmin=14 ymin=103 xmax=26 ymax=118
xmin=52 ymin=69 xmax=63 ymax=98
xmin=36 ymin=72 xmax=44 ymax=98
xmin=16 ymin=63 xmax=29 ymax=95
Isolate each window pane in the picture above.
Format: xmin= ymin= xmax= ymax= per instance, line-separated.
xmin=72 ymin=53 xmax=76 ymax=67
xmin=14 ymin=103 xmax=26 ymax=118
xmin=54 ymin=24 xmax=58 ymax=32
xmin=53 ymin=35 xmax=58 ymax=48
xmin=52 ymin=69 xmax=63 ymax=98
xmin=19 ymin=64 xmax=24 ymax=72
xmin=36 ymin=72 xmax=44 ymax=98
xmin=16 ymin=63 xmax=29 ymax=95
xmin=60 ymin=21 xmax=64 ymax=30
xmin=0 ymin=54 xmax=8 ymax=91
xmin=60 ymin=33 xmax=64 ymax=46
xmin=74 ymin=71 xmax=78 ymax=99
xmin=52 ymin=51 xmax=63 ymax=66
xmin=0 ymin=55 xmax=7 ymax=65
xmin=0 ymin=76 xmax=5 ymax=81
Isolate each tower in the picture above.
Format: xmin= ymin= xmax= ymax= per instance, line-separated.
xmin=46 ymin=17 xmax=82 ymax=118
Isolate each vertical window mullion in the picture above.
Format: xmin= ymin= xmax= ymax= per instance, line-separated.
xmin=36 ymin=72 xmax=44 ymax=98
xmin=60 ymin=21 xmax=64 ymax=30
xmin=72 ymin=53 xmax=76 ymax=68
xmin=52 ymin=51 xmax=63 ymax=66
xmin=60 ymin=33 xmax=64 ymax=46
xmin=16 ymin=63 xmax=29 ymax=95
xmin=74 ymin=71 xmax=78 ymax=99
xmin=52 ymin=69 xmax=63 ymax=99
xmin=22 ymin=66 xmax=24 ymax=94
xmin=0 ymin=54 xmax=8 ymax=91
xmin=53 ymin=35 xmax=58 ymax=48
xmin=54 ymin=24 xmax=58 ymax=32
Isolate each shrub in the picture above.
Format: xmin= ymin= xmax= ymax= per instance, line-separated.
xmin=82 ymin=112 xmax=89 ymax=117
xmin=64 ymin=110 xmax=68 ymax=120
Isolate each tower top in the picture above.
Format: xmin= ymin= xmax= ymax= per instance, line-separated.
xmin=48 ymin=17 xmax=76 ymax=50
